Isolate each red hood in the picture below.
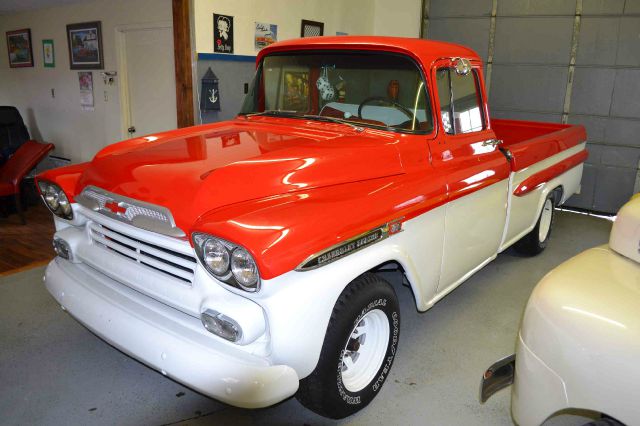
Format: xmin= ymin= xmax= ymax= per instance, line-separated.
xmin=76 ymin=118 xmax=405 ymax=233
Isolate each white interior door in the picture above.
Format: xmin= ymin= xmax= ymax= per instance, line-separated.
xmin=122 ymin=24 xmax=177 ymax=138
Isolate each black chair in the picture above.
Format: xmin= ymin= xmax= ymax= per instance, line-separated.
xmin=0 ymin=106 xmax=31 ymax=167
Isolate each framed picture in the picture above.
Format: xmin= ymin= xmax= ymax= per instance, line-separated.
xmin=66 ymin=21 xmax=103 ymax=69
xmin=213 ymin=14 xmax=233 ymax=54
xmin=42 ymin=39 xmax=55 ymax=68
xmin=6 ymin=29 xmax=34 ymax=68
xmin=255 ymin=22 xmax=277 ymax=50
xmin=300 ymin=20 xmax=324 ymax=38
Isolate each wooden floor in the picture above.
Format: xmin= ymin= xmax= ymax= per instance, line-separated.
xmin=0 ymin=202 xmax=55 ymax=275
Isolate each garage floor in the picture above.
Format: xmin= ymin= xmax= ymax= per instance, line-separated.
xmin=0 ymin=210 xmax=612 ymax=426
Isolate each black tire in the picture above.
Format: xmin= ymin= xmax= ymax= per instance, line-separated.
xmin=514 ymin=193 xmax=555 ymax=256
xmin=296 ymin=273 xmax=400 ymax=419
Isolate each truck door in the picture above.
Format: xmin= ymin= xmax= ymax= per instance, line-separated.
xmin=430 ymin=59 xmax=511 ymax=292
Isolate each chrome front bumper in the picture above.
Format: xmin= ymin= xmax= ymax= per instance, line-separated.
xmin=44 ymin=258 xmax=299 ymax=408
xmin=480 ymin=354 xmax=515 ymax=403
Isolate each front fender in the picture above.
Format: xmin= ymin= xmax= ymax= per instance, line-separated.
xmin=191 ymin=173 xmax=447 ymax=282
xmin=255 ymin=231 xmax=432 ymax=379
xmin=516 ymin=245 xmax=640 ymax=425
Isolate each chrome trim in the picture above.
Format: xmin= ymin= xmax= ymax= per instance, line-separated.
xmin=482 ymin=138 xmax=503 ymax=147
xmin=296 ymin=219 xmax=403 ymax=271
xmin=76 ymin=185 xmax=186 ymax=238
xmin=479 ymin=354 xmax=516 ymax=403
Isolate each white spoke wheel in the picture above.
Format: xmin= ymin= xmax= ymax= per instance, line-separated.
xmin=296 ymin=273 xmax=400 ymax=419
xmin=340 ymin=309 xmax=390 ymax=392
xmin=514 ymin=192 xmax=556 ymax=256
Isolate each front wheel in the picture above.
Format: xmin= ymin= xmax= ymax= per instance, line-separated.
xmin=514 ymin=194 xmax=555 ymax=256
xmin=296 ymin=273 xmax=400 ymax=419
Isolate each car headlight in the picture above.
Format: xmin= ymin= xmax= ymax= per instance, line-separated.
xmin=37 ymin=180 xmax=73 ymax=220
xmin=193 ymin=232 xmax=260 ymax=292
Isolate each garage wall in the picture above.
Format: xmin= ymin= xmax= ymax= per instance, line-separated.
xmin=0 ymin=0 xmax=173 ymax=163
xmin=194 ymin=0 xmax=376 ymax=56
xmin=192 ymin=0 xmax=421 ymax=125
xmin=425 ymin=0 xmax=640 ymax=213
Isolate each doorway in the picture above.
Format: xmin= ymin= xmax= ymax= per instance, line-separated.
xmin=116 ymin=22 xmax=177 ymax=139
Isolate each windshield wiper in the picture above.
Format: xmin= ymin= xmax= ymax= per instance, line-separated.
xmin=301 ymin=115 xmax=364 ymax=131
xmin=242 ymin=110 xmax=299 ymax=118
xmin=243 ymin=110 xmax=364 ymax=131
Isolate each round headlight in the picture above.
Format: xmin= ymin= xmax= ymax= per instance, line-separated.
xmin=58 ymin=191 xmax=72 ymax=216
xmin=39 ymin=180 xmax=73 ymax=220
xmin=44 ymin=185 xmax=60 ymax=210
xmin=231 ymin=247 xmax=259 ymax=290
xmin=203 ymin=239 xmax=230 ymax=275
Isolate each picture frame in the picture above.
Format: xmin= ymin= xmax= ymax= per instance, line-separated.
xmin=42 ymin=39 xmax=55 ymax=68
xmin=300 ymin=20 xmax=324 ymax=38
xmin=6 ymin=29 xmax=34 ymax=68
xmin=66 ymin=21 xmax=104 ymax=70
xmin=213 ymin=14 xmax=234 ymax=54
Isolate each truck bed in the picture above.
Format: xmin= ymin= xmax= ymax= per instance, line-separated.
xmin=492 ymin=119 xmax=587 ymax=171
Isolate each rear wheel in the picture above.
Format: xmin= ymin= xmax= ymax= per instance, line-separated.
xmin=296 ymin=273 xmax=400 ymax=419
xmin=514 ymin=194 xmax=555 ymax=256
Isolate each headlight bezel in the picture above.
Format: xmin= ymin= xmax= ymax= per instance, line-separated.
xmin=192 ymin=232 xmax=261 ymax=293
xmin=37 ymin=180 xmax=74 ymax=220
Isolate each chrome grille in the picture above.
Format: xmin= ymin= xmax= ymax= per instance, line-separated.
xmin=81 ymin=187 xmax=172 ymax=224
xmin=88 ymin=222 xmax=197 ymax=284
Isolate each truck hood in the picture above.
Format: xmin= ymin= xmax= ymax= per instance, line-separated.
xmin=76 ymin=119 xmax=404 ymax=233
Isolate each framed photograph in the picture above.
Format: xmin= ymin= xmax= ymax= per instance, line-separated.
xmin=6 ymin=29 xmax=34 ymax=68
xmin=66 ymin=21 xmax=103 ymax=69
xmin=42 ymin=39 xmax=55 ymax=68
xmin=300 ymin=20 xmax=324 ymax=38
xmin=213 ymin=14 xmax=233 ymax=54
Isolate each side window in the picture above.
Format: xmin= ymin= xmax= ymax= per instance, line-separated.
xmin=436 ymin=69 xmax=453 ymax=133
xmin=437 ymin=67 xmax=485 ymax=134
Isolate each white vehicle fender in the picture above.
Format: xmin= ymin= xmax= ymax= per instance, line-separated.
xmin=253 ymin=238 xmax=425 ymax=379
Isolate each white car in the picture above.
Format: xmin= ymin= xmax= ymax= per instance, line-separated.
xmin=481 ymin=196 xmax=640 ymax=426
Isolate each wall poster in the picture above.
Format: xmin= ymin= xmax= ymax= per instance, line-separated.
xmin=255 ymin=22 xmax=277 ymax=50
xmin=78 ymin=71 xmax=94 ymax=111
xmin=42 ymin=39 xmax=55 ymax=68
xmin=213 ymin=14 xmax=233 ymax=54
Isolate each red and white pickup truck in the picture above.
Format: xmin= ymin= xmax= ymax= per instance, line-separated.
xmin=36 ymin=37 xmax=587 ymax=419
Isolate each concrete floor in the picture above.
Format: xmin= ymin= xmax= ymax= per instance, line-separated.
xmin=0 ymin=211 xmax=612 ymax=426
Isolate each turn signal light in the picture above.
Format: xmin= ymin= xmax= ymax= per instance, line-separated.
xmin=201 ymin=309 xmax=243 ymax=343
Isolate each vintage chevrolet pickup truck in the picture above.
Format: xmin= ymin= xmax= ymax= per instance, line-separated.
xmin=36 ymin=37 xmax=587 ymax=419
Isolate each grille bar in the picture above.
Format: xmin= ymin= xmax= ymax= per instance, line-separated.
xmin=88 ymin=222 xmax=196 ymax=284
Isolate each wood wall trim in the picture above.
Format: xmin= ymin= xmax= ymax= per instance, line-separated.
xmin=172 ymin=0 xmax=194 ymax=128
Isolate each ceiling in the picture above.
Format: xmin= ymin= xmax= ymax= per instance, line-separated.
xmin=0 ymin=0 xmax=92 ymax=15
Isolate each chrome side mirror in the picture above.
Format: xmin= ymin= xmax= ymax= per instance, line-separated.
xmin=454 ymin=58 xmax=471 ymax=76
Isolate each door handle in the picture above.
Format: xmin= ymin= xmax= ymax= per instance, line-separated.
xmin=127 ymin=126 xmax=136 ymax=133
xmin=482 ymin=139 xmax=502 ymax=147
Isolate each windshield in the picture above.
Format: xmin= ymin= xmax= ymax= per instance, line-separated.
xmin=240 ymin=51 xmax=433 ymax=133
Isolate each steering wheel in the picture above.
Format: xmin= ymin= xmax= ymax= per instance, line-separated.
xmin=357 ymin=96 xmax=414 ymax=121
